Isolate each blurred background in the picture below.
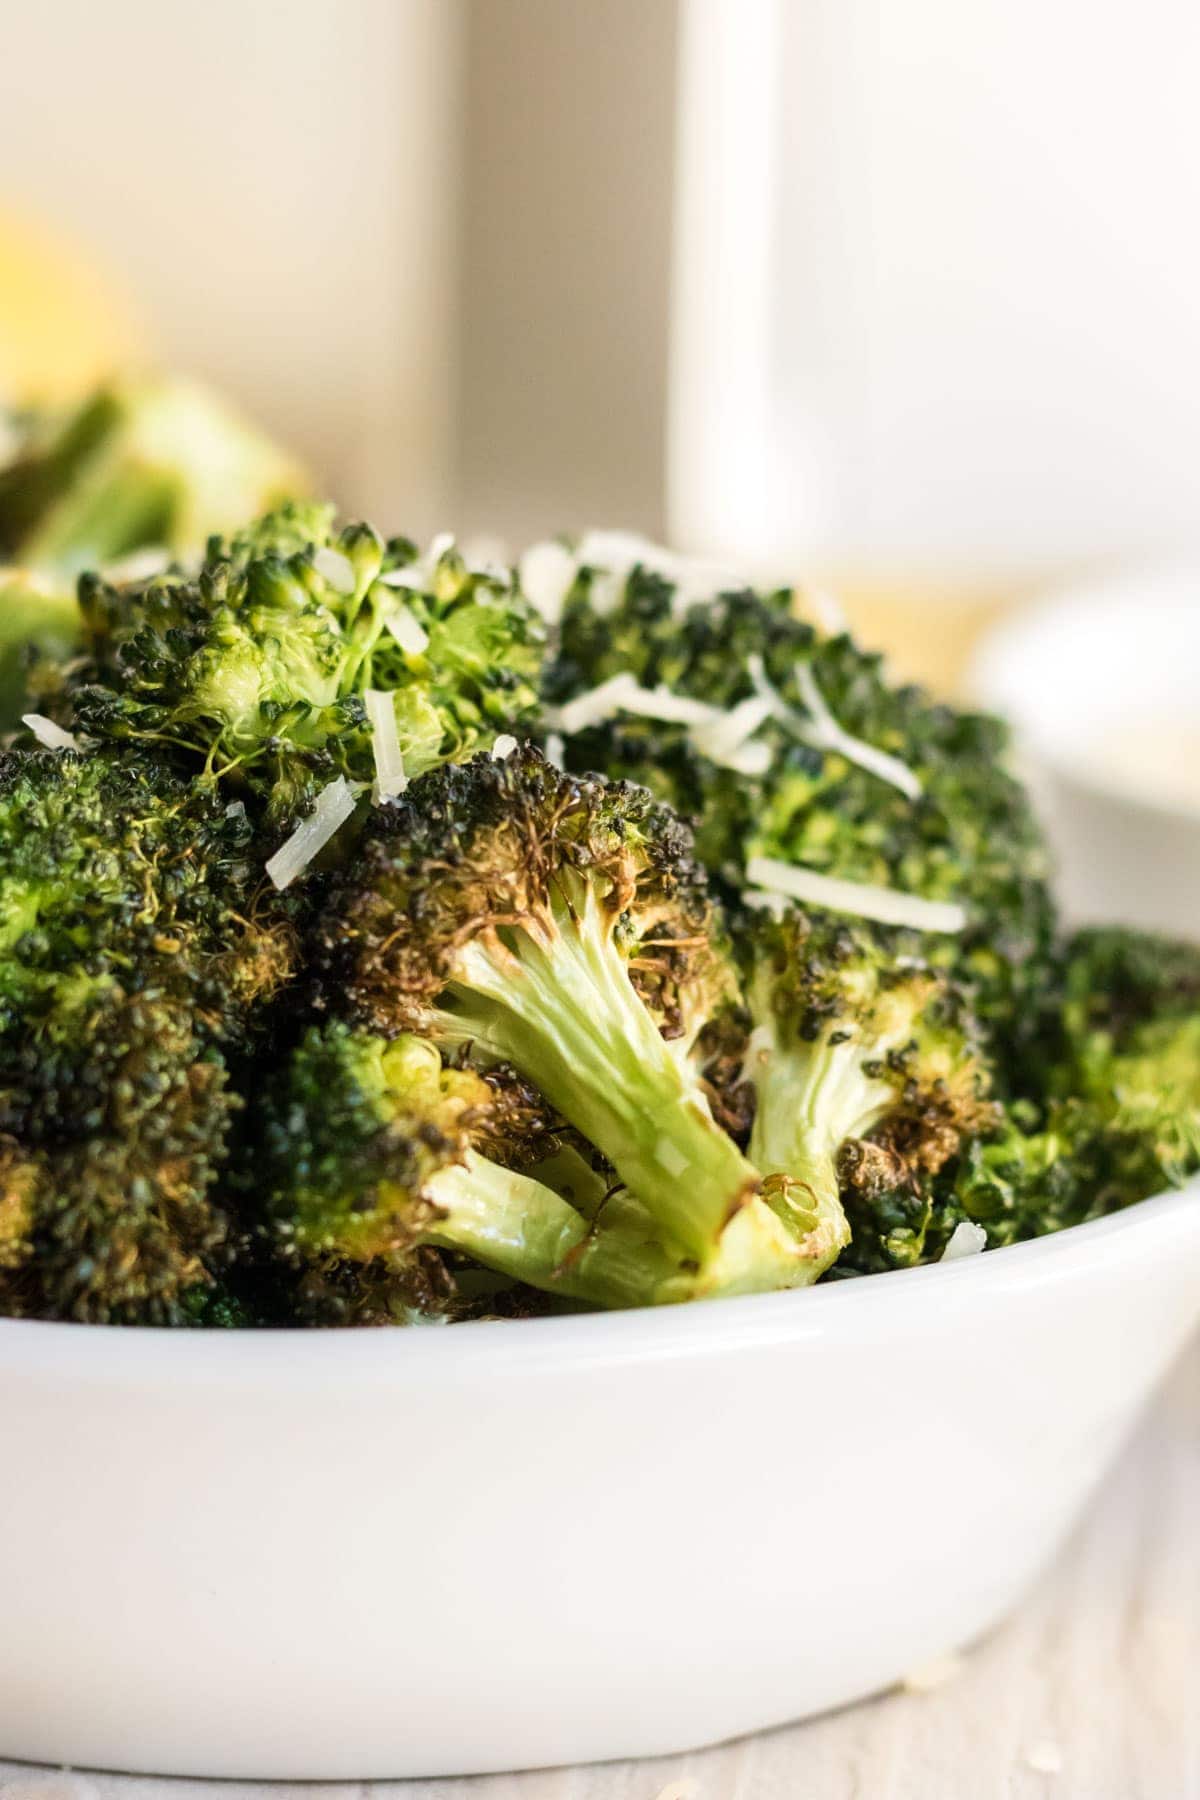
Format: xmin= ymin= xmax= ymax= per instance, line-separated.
xmin=3 ymin=0 xmax=1199 ymax=918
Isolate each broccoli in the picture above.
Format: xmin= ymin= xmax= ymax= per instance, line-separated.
xmin=543 ymin=553 xmax=1056 ymax=1072
xmin=48 ymin=505 xmax=545 ymax=825
xmin=0 ymin=745 xmax=295 ymax=1322
xmin=258 ymin=1023 xmax=688 ymax=1321
xmin=0 ymin=377 xmax=307 ymax=730
xmin=738 ymin=904 xmax=996 ymax=1273
xmin=312 ymin=746 xmax=859 ymax=1296
xmin=835 ymin=927 xmax=1200 ymax=1274
xmin=0 ymin=377 xmax=306 ymax=577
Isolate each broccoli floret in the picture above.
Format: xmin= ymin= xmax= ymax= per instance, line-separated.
xmin=313 ymin=747 xmax=853 ymax=1297
xmin=545 ymin=558 xmax=1056 ymax=1071
xmin=835 ymin=930 xmax=1200 ymax=1274
xmin=0 ymin=377 xmax=306 ymax=577
xmin=738 ymin=904 xmax=996 ymax=1274
xmin=52 ymin=505 xmax=545 ymax=824
xmin=259 ymin=1023 xmax=684 ymax=1321
xmin=0 ymin=378 xmax=306 ymax=730
xmin=0 ymin=747 xmax=296 ymax=1322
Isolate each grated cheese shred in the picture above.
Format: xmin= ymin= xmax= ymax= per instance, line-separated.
xmin=364 ymin=690 xmax=408 ymax=802
xmin=745 ymin=856 xmax=967 ymax=934
xmin=265 ymin=776 xmax=358 ymax=890
xmin=22 ymin=714 xmax=79 ymax=752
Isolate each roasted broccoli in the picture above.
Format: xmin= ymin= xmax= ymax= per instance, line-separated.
xmin=258 ymin=1023 xmax=691 ymax=1321
xmin=0 ymin=745 xmax=295 ymax=1321
xmin=46 ymin=505 xmax=545 ymax=825
xmin=737 ymin=903 xmax=996 ymax=1273
xmin=835 ymin=927 xmax=1200 ymax=1273
xmin=0 ymin=377 xmax=307 ymax=729
xmin=541 ymin=545 xmax=1056 ymax=1071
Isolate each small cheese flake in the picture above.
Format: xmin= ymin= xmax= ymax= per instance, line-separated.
xmin=492 ymin=734 xmax=518 ymax=759
xmin=265 ymin=777 xmax=358 ymax=890
xmin=518 ymin=539 xmax=578 ymax=624
xmin=901 ymin=1650 xmax=965 ymax=1692
xmin=312 ymin=546 xmax=356 ymax=595
xmin=544 ymin=731 xmax=565 ymax=768
xmin=383 ymin=599 xmax=430 ymax=656
xmin=749 ymin=654 xmax=920 ymax=800
xmin=364 ymin=690 xmax=408 ymax=801
xmin=941 ymin=1220 xmax=988 ymax=1261
xmin=22 ymin=713 xmax=79 ymax=752
xmin=1024 ymin=1742 xmax=1064 ymax=1776
xmin=745 ymin=857 xmax=967 ymax=934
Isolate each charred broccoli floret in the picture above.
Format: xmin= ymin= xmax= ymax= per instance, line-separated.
xmin=738 ymin=904 xmax=996 ymax=1274
xmin=49 ymin=505 xmax=545 ymax=825
xmin=836 ymin=927 xmax=1200 ymax=1273
xmin=313 ymin=747 xmax=854 ymax=1297
xmin=259 ymin=1023 xmax=684 ymax=1321
xmin=0 ymin=746 xmax=295 ymax=1322
xmin=542 ymin=551 xmax=1055 ymax=1069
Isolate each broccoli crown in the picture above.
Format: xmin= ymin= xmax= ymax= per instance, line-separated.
xmin=263 ymin=1023 xmax=551 ymax=1264
xmin=57 ymin=504 xmax=546 ymax=823
xmin=741 ymin=904 xmax=996 ymax=1169
xmin=0 ymin=377 xmax=306 ymax=577
xmin=547 ymin=567 xmax=1056 ymax=1059
xmin=0 ymin=748 xmax=296 ymax=1321
xmin=317 ymin=742 xmax=721 ymax=1039
xmin=312 ymin=745 xmax=771 ymax=1267
xmin=836 ymin=924 xmax=1200 ymax=1277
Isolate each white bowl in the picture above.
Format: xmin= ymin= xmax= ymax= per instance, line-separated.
xmin=970 ymin=566 xmax=1200 ymax=935
xmin=2 ymin=1187 xmax=1199 ymax=1780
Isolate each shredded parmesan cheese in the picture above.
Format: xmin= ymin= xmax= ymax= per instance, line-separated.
xmin=544 ymin=731 xmax=565 ymax=768
xmin=518 ymin=539 xmax=578 ymax=624
xmin=491 ymin=734 xmax=518 ymax=759
xmin=266 ymin=777 xmax=358 ymax=890
xmin=364 ymin=690 xmax=408 ymax=802
xmin=745 ymin=856 xmax=967 ymax=934
xmin=748 ymin=655 xmax=921 ymax=799
xmin=941 ymin=1220 xmax=988 ymax=1260
xmin=383 ymin=599 xmax=430 ymax=656
xmin=22 ymin=713 xmax=78 ymax=751
xmin=102 ymin=547 xmax=172 ymax=584
xmin=312 ymin=546 xmax=356 ymax=595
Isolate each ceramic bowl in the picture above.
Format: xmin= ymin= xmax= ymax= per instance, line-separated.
xmin=2 ymin=1184 xmax=1198 ymax=1779
xmin=970 ymin=566 xmax=1200 ymax=936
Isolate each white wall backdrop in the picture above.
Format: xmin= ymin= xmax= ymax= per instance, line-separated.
xmin=0 ymin=0 xmax=463 ymax=535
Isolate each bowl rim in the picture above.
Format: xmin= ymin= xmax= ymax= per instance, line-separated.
xmin=1 ymin=1182 xmax=1196 ymax=1382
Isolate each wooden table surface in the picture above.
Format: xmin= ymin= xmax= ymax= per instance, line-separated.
xmin=1 ymin=1336 xmax=1195 ymax=1800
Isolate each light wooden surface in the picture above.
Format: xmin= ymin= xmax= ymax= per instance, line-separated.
xmin=1 ymin=1337 xmax=1195 ymax=1800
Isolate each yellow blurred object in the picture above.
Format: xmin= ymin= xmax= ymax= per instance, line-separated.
xmin=831 ymin=579 xmax=1023 ymax=701
xmin=0 ymin=204 xmax=143 ymax=405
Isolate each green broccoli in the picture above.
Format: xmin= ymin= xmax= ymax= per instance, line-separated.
xmin=543 ymin=553 xmax=1056 ymax=1072
xmin=0 ymin=377 xmax=307 ymax=730
xmin=0 ymin=377 xmax=306 ymax=577
xmin=0 ymin=745 xmax=295 ymax=1322
xmin=312 ymin=746 xmax=862 ymax=1297
xmin=49 ymin=504 xmax=545 ymax=826
xmin=737 ymin=903 xmax=997 ymax=1274
xmin=259 ymin=1023 xmax=687 ymax=1322
xmin=835 ymin=927 xmax=1200 ymax=1274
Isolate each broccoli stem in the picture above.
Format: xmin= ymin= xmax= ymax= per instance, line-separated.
xmin=423 ymin=1151 xmax=680 ymax=1310
xmin=745 ymin=1029 xmax=887 ymax=1273
xmin=437 ymin=893 xmax=760 ymax=1259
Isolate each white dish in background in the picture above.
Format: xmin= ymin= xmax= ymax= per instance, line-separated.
xmin=970 ymin=567 xmax=1200 ymax=936
xmin=2 ymin=1186 xmax=1198 ymax=1780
